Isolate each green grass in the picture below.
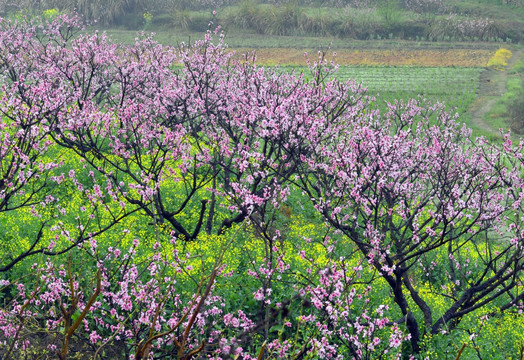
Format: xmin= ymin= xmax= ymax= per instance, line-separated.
xmin=101 ymin=27 xmax=503 ymax=51
xmin=486 ymin=75 xmax=524 ymax=135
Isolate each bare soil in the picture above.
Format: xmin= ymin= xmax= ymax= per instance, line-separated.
xmin=231 ymin=48 xmax=494 ymax=67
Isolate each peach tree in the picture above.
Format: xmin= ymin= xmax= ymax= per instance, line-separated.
xmin=0 ymin=13 xmax=523 ymax=359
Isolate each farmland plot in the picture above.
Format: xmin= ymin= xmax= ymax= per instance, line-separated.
xmin=282 ymin=65 xmax=482 ymax=124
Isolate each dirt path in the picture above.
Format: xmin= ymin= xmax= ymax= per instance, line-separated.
xmin=467 ymin=49 xmax=522 ymax=134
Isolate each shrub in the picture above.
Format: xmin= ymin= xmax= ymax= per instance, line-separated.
xmin=171 ymin=10 xmax=213 ymax=31
xmin=377 ymin=0 xmax=403 ymax=31
xmin=430 ymin=13 xmax=500 ymax=41
xmin=403 ymin=0 xmax=447 ymax=14
xmin=487 ymin=48 xmax=513 ymax=70
xmin=265 ymin=2 xmax=303 ymax=35
xmin=223 ymin=0 xmax=268 ymax=32
xmin=298 ymin=12 xmax=336 ymax=36
xmin=339 ymin=6 xmax=385 ymax=38
xmin=508 ymin=79 xmax=524 ymax=133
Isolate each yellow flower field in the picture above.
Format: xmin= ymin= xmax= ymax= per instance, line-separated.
xmin=232 ymin=48 xmax=495 ymax=67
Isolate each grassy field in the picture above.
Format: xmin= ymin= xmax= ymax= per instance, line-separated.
xmin=104 ymin=28 xmax=506 ymax=51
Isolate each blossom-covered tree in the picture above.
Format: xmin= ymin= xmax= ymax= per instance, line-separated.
xmin=1 ymin=13 xmax=524 ymax=359
xmin=289 ymin=98 xmax=524 ymax=352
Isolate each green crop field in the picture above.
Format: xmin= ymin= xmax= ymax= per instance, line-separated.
xmin=281 ymin=65 xmax=483 ymax=132
xmin=334 ymin=66 xmax=481 ymax=95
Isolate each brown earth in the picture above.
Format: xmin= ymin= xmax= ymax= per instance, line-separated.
xmin=231 ymin=48 xmax=494 ymax=67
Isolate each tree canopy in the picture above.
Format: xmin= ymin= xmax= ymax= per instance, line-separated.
xmin=1 ymin=14 xmax=524 ymax=359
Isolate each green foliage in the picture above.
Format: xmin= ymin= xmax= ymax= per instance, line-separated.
xmin=172 ymin=9 xmax=212 ymax=31
xmin=509 ymin=60 xmax=524 ymax=75
xmin=419 ymin=312 xmax=524 ymax=359
xmin=154 ymin=0 xmax=524 ymax=42
xmin=377 ymin=0 xmax=403 ymax=31
xmin=143 ymin=11 xmax=153 ymax=30
xmin=485 ymin=52 xmax=524 ymax=135
xmin=507 ymin=78 xmax=524 ymax=134
xmin=5 ymin=0 xmax=523 ymax=39
xmin=338 ymin=7 xmax=385 ymax=39
xmin=266 ymin=2 xmax=303 ymax=36
xmin=43 ymin=8 xmax=61 ymax=20
xmin=223 ymin=0 xmax=265 ymax=31
xmin=63 ymin=0 xmax=147 ymax=26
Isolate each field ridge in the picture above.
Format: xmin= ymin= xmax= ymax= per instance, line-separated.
xmin=467 ymin=49 xmax=522 ymax=135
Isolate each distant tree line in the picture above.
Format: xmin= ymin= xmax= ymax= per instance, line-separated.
xmin=0 ymin=0 xmax=520 ymax=41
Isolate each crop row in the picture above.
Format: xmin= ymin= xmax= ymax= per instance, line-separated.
xmin=336 ymin=66 xmax=480 ymax=91
xmin=280 ymin=65 xmax=481 ymax=118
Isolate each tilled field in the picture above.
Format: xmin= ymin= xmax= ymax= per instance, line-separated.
xmin=232 ymin=48 xmax=495 ymax=67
